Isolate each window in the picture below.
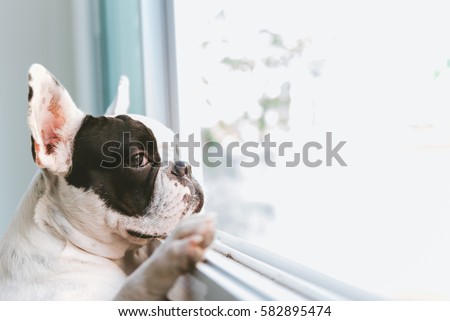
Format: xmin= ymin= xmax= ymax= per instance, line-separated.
xmin=161 ymin=0 xmax=450 ymax=299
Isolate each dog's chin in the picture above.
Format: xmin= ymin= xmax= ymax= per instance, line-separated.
xmin=122 ymin=200 xmax=203 ymax=245
xmin=123 ymin=229 xmax=165 ymax=246
xmin=126 ymin=229 xmax=166 ymax=240
xmin=123 ymin=230 xmax=163 ymax=246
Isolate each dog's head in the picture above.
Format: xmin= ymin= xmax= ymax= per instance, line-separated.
xmin=27 ymin=64 xmax=203 ymax=251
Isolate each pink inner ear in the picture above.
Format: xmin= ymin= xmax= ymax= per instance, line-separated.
xmin=41 ymin=96 xmax=66 ymax=155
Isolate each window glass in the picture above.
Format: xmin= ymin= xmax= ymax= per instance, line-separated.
xmin=173 ymin=0 xmax=450 ymax=299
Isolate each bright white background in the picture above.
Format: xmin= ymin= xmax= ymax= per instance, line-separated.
xmin=174 ymin=0 xmax=450 ymax=299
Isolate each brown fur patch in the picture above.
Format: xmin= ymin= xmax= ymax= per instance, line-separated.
xmin=48 ymin=96 xmax=66 ymax=129
xmin=32 ymin=139 xmax=44 ymax=167
xmin=35 ymin=154 xmax=42 ymax=166
xmin=43 ymin=95 xmax=66 ymax=155
xmin=45 ymin=143 xmax=54 ymax=155
xmin=34 ymin=140 xmax=40 ymax=153
xmin=48 ymin=96 xmax=61 ymax=116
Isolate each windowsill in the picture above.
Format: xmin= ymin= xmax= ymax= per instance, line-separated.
xmin=168 ymin=231 xmax=381 ymax=301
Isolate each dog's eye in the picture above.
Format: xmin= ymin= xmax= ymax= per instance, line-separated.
xmin=130 ymin=153 xmax=148 ymax=168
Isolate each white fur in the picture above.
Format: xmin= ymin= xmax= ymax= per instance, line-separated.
xmin=0 ymin=172 xmax=127 ymax=300
xmin=0 ymin=65 xmax=209 ymax=300
xmin=0 ymin=167 xmax=201 ymax=299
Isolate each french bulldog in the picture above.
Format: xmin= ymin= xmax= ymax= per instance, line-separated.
xmin=0 ymin=64 xmax=214 ymax=300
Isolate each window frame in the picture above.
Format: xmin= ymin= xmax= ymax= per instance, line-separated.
xmin=168 ymin=231 xmax=380 ymax=300
xmin=140 ymin=0 xmax=180 ymax=132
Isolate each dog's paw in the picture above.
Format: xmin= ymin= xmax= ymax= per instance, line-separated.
xmin=160 ymin=214 xmax=215 ymax=274
xmin=114 ymin=215 xmax=215 ymax=300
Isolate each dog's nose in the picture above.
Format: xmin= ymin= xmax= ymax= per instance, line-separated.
xmin=172 ymin=160 xmax=191 ymax=177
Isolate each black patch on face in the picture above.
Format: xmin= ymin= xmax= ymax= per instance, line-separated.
xmin=28 ymin=85 xmax=33 ymax=102
xmin=66 ymin=115 xmax=161 ymax=217
xmin=31 ymin=136 xmax=36 ymax=162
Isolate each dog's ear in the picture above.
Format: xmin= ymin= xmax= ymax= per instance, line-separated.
xmin=104 ymin=76 xmax=130 ymax=116
xmin=27 ymin=64 xmax=85 ymax=176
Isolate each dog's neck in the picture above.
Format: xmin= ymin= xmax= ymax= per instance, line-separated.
xmin=30 ymin=171 xmax=132 ymax=260
xmin=0 ymin=172 xmax=62 ymax=278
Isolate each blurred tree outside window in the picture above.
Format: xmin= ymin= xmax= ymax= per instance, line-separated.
xmin=172 ymin=0 xmax=450 ymax=299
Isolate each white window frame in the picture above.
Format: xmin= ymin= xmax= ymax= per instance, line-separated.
xmin=139 ymin=0 xmax=379 ymax=301
xmin=168 ymin=231 xmax=380 ymax=300
xmin=140 ymin=0 xmax=179 ymax=132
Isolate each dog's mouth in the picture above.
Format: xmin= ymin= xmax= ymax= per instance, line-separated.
xmin=127 ymin=229 xmax=163 ymax=239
